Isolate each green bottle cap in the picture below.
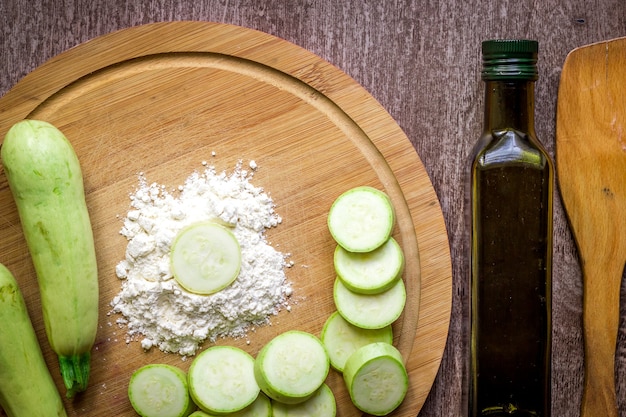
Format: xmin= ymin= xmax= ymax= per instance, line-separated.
xmin=481 ymin=39 xmax=538 ymax=81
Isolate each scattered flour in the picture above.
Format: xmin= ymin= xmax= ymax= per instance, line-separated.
xmin=110 ymin=161 xmax=292 ymax=356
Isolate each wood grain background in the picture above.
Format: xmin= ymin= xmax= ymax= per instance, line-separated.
xmin=1 ymin=1 xmax=625 ymax=416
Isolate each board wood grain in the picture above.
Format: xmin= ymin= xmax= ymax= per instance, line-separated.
xmin=0 ymin=21 xmax=452 ymax=416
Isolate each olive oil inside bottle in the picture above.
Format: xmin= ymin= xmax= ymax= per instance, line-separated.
xmin=471 ymin=130 xmax=552 ymax=416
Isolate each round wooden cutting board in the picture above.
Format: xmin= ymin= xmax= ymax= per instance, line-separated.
xmin=0 ymin=22 xmax=451 ymax=417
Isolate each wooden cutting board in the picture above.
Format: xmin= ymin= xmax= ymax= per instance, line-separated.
xmin=0 ymin=21 xmax=452 ymax=416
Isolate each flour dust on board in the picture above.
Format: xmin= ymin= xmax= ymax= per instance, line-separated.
xmin=110 ymin=160 xmax=293 ymax=356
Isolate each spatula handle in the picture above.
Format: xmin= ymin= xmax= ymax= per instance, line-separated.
xmin=580 ymin=257 xmax=621 ymax=417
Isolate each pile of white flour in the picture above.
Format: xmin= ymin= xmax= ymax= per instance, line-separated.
xmin=110 ymin=161 xmax=292 ymax=356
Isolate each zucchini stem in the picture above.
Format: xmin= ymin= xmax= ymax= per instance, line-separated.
xmin=59 ymin=352 xmax=91 ymax=398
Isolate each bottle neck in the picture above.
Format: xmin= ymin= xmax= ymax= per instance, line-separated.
xmin=483 ymin=80 xmax=536 ymax=134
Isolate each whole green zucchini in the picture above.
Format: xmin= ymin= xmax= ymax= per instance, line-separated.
xmin=0 ymin=263 xmax=68 ymax=417
xmin=1 ymin=119 xmax=99 ymax=398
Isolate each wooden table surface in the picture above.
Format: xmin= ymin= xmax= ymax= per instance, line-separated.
xmin=1 ymin=1 xmax=625 ymax=416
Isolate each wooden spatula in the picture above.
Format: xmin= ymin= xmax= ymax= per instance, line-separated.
xmin=556 ymin=37 xmax=626 ymax=417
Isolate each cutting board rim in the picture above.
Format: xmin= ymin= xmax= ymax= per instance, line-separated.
xmin=0 ymin=21 xmax=453 ymax=416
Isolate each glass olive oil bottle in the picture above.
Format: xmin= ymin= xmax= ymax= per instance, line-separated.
xmin=469 ymin=40 xmax=553 ymax=417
